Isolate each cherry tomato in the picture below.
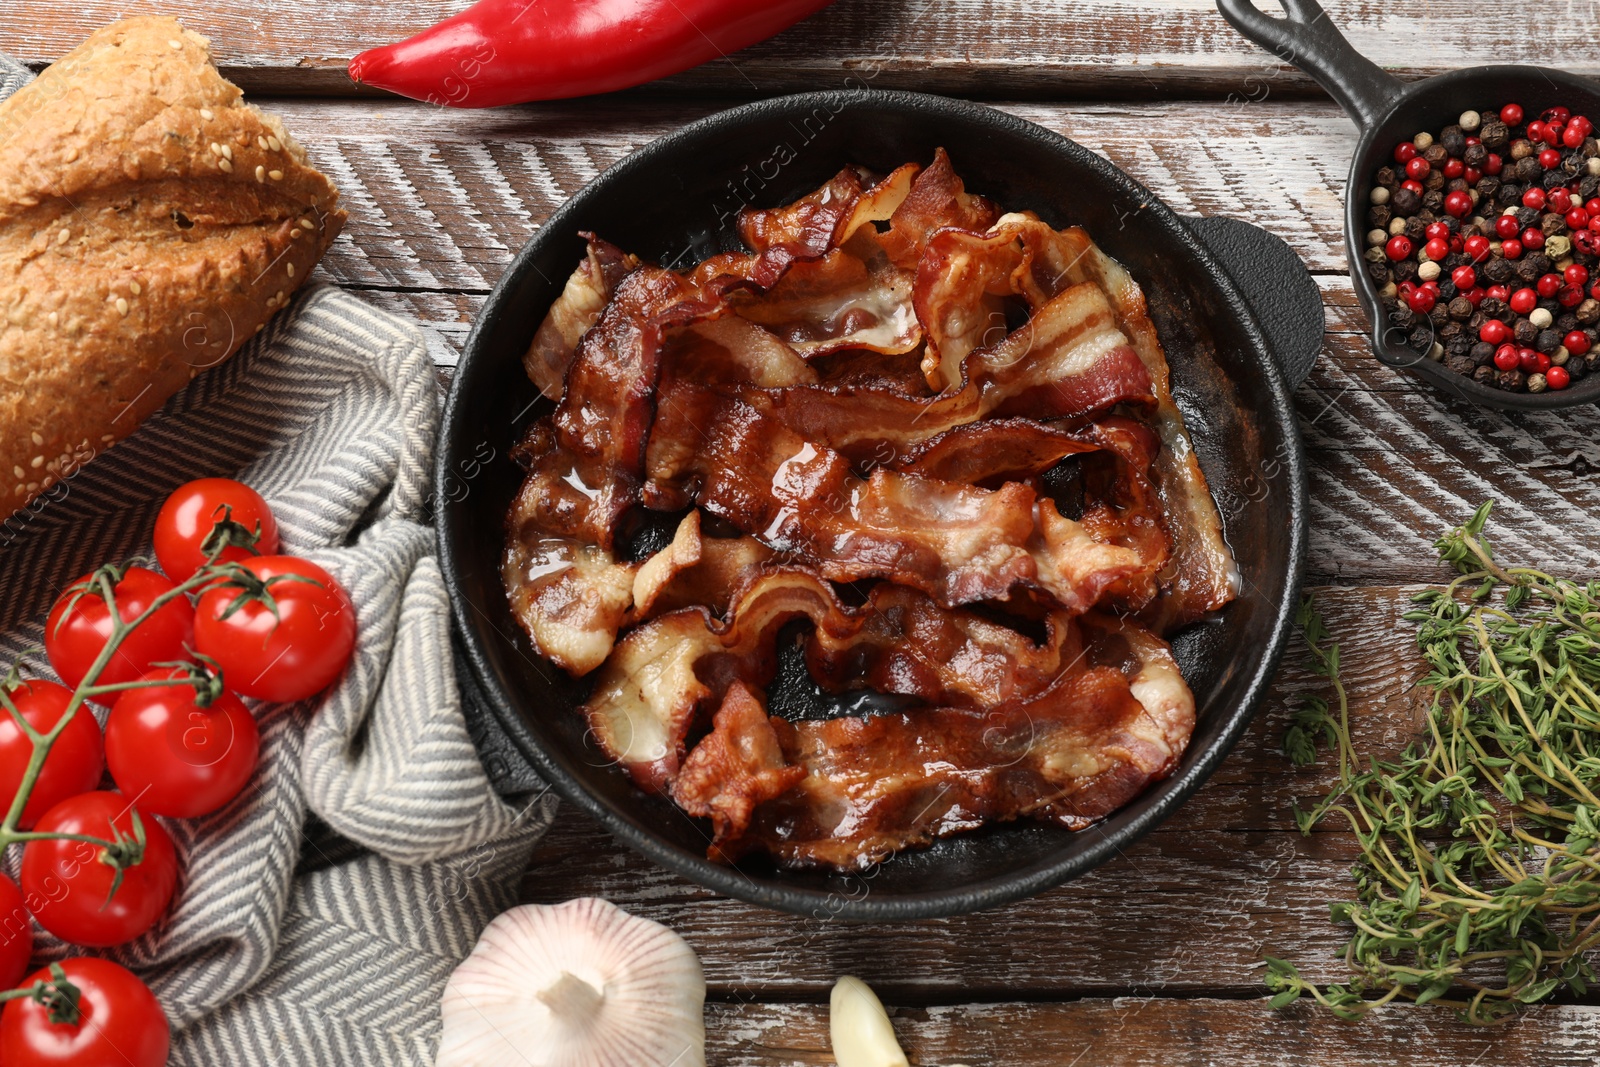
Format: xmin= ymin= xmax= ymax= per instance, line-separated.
xmin=194 ymin=556 xmax=355 ymax=703
xmin=44 ymin=569 xmax=194 ymax=695
xmin=153 ymin=478 xmax=280 ymax=583
xmin=0 ymin=876 xmax=32 ymax=991
xmin=0 ymin=681 xmax=103 ymax=829
xmin=106 ymin=669 xmax=259 ymax=819
xmin=21 ymin=792 xmax=177 ymax=948
xmin=0 ymin=958 xmax=168 ymax=1067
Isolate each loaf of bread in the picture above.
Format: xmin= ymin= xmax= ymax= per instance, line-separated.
xmin=0 ymin=16 xmax=345 ymax=521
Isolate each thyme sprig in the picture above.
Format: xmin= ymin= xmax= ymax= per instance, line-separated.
xmin=1268 ymin=502 xmax=1600 ymax=1024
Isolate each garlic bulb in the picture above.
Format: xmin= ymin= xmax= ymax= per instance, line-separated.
xmin=436 ymin=898 xmax=705 ymax=1067
xmin=830 ymin=976 xmax=910 ymax=1067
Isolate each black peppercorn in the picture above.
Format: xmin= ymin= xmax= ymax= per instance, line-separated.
xmin=1542 ymin=212 xmax=1568 ymax=236
xmin=1423 ymin=190 xmax=1445 ymax=212
xmin=1474 ymin=364 xmax=1497 ymax=385
xmin=1430 ymin=304 xmax=1450 ymax=328
xmin=1484 ymin=258 xmax=1515 ymax=284
xmin=1409 ymin=326 xmax=1433 ymax=351
xmin=1546 ymin=169 xmax=1571 ymax=190
xmin=1515 ymin=319 xmax=1539 ymax=346
xmin=1515 ymin=258 xmax=1542 ymax=284
xmin=1464 ymin=143 xmax=1489 ymax=168
xmin=1585 ymin=137 xmax=1600 ymax=159
xmin=1366 ymin=260 xmax=1392 ymax=284
xmin=1368 ymin=205 xmax=1394 ymax=228
xmin=1481 ymin=121 xmax=1510 ymax=150
xmin=1446 ymin=352 xmax=1476 ymax=377
xmin=1445 ymin=177 xmax=1469 ymax=194
xmin=1517 ymin=206 xmax=1540 ymax=228
xmin=1376 ymin=165 xmax=1400 ymax=188
xmin=1571 ymin=357 xmax=1590 ymax=380
xmin=1496 ymin=184 xmax=1522 ymax=207
xmin=1449 ymin=296 xmax=1475 ymax=320
xmin=1445 ymin=332 xmax=1469 ymax=352
xmin=1471 ymin=340 xmax=1496 ymax=365
xmin=1577 ymin=298 xmax=1600 ymax=325
xmin=1393 ymin=188 xmax=1423 ymax=215
xmin=1480 ymin=295 xmax=1508 ymax=318
xmin=1558 ymin=312 xmax=1580 ymax=333
xmin=1537 ymin=328 xmax=1563 ymax=353
xmin=1497 ymin=367 xmax=1527 ymax=391
xmin=1516 ymin=156 xmax=1543 ymax=183
xmin=1582 ymin=176 xmax=1600 ymax=200
xmin=1439 ymin=318 xmax=1461 ymax=338
xmin=1390 ymin=306 xmax=1417 ymax=330
xmin=1394 ymin=258 xmax=1419 ymax=281
xmin=1528 ymin=253 xmax=1553 ymax=277
xmin=1477 ymin=176 xmax=1501 ymax=201
xmin=1444 ymin=252 xmax=1470 ymax=271
xmin=1423 ymin=143 xmax=1448 ymax=166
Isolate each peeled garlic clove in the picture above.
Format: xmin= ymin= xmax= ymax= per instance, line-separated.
xmin=830 ymin=976 xmax=910 ymax=1067
xmin=437 ymin=898 xmax=705 ymax=1067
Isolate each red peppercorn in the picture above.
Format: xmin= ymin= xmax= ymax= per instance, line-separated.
xmin=1567 ymin=264 xmax=1590 ymax=287
xmin=1444 ymin=159 xmax=1465 ymax=180
xmin=1402 ymin=179 xmax=1425 ymax=195
xmin=1566 ymin=124 xmax=1587 ymax=148
xmin=1443 ymin=190 xmax=1473 ymax=218
xmin=1385 ymin=235 xmax=1413 ymax=261
xmin=1544 ymin=125 xmax=1565 ymax=148
xmin=1495 ymin=215 xmax=1521 ymax=239
xmin=1510 ymin=287 xmax=1539 ymax=314
xmin=1464 ymin=235 xmax=1492 ymax=262
xmin=1395 ymin=142 xmax=1417 ymax=164
xmin=1529 ymin=120 xmax=1548 ymax=143
xmin=1561 ymin=284 xmax=1586 ymax=307
xmin=1541 ymin=147 xmax=1564 ymax=169
xmin=1449 ymin=235 xmax=1464 ymax=254
xmin=1587 ymin=198 xmax=1600 ymax=216
xmin=1465 ymin=166 xmax=1482 ymax=184
xmin=1574 ymin=116 xmax=1594 ymax=135
xmin=1488 ymin=285 xmax=1510 ymax=302
xmin=1519 ymin=348 xmax=1542 ymax=374
xmin=1425 ymin=221 xmax=1451 ymax=240
xmin=1452 ymin=266 xmax=1477 ymax=290
xmin=1485 ymin=153 xmax=1504 ymax=176
xmin=1550 ymin=188 xmax=1574 ymax=213
xmin=1591 ymin=282 xmax=1600 ymax=301
xmin=1481 ymin=319 xmax=1511 ymax=344
xmin=1566 ymin=330 xmax=1592 ymax=355
xmin=1406 ymin=156 xmax=1431 ymax=180
xmin=1422 ymin=279 xmax=1440 ymax=295
xmin=1545 ymin=106 xmax=1571 ymax=125
xmin=1568 ymin=208 xmax=1591 ymax=230
xmin=1502 ymin=238 xmax=1524 ymax=259
xmin=1524 ymin=227 xmax=1547 ymax=251
xmin=1494 ymin=344 xmax=1521 ymax=371
xmin=1548 ymin=365 xmax=1572 ymax=389
xmin=1523 ymin=188 xmax=1548 ymax=210
xmin=1466 ymin=286 xmax=1487 ymax=306
xmin=1407 ymin=287 xmax=1436 ymax=314
xmin=1502 ymin=104 xmax=1525 ymax=126
xmin=1578 ymin=230 xmax=1600 ymax=255
xmin=1539 ymin=273 xmax=1566 ymax=297
xmin=1423 ymin=237 xmax=1450 ymax=261
xmin=1534 ymin=352 xmax=1553 ymax=374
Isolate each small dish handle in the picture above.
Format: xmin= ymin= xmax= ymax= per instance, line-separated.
xmin=1215 ymin=0 xmax=1405 ymax=130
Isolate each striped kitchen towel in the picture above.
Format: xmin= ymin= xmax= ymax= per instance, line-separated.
xmin=0 ymin=49 xmax=556 ymax=1066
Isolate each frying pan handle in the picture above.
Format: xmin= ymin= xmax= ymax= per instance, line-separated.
xmin=1215 ymin=0 xmax=1403 ymax=129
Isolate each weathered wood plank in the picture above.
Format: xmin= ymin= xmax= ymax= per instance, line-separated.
xmin=8 ymin=0 xmax=1599 ymax=102
xmin=514 ymin=583 xmax=1462 ymax=999
xmin=277 ymin=97 xmax=1354 ymax=287
xmin=703 ymin=999 xmax=1600 ymax=1066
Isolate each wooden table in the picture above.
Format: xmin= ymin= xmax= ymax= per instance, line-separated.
xmin=13 ymin=3 xmax=1600 ymax=1063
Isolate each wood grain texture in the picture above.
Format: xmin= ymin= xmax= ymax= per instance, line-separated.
xmin=515 ymin=583 xmax=1450 ymax=999
xmin=701 ymin=999 xmax=1600 ymax=1066
xmin=9 ymin=0 xmax=1600 ymax=101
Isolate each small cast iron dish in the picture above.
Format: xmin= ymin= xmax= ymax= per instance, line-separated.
xmin=440 ymin=89 xmax=1318 ymax=920
xmin=1219 ymin=0 xmax=1600 ymax=410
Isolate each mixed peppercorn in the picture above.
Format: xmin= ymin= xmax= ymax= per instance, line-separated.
xmin=1368 ymin=103 xmax=1600 ymax=394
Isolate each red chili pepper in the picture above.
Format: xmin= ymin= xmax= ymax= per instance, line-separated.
xmin=348 ymin=0 xmax=838 ymax=108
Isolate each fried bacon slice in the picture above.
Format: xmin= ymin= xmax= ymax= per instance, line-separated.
xmin=580 ymin=570 xmax=1082 ymax=791
xmin=523 ymin=234 xmax=641 ymax=401
xmin=645 ymin=380 xmax=1147 ymax=612
xmin=676 ymin=612 xmax=1195 ymax=869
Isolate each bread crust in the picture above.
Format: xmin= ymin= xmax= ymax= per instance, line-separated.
xmin=0 ymin=16 xmax=346 ymax=521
